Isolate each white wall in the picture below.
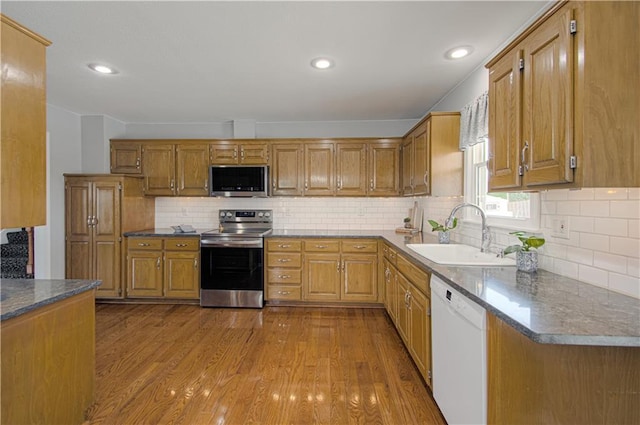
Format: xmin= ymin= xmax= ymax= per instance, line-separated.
xmin=35 ymin=105 xmax=82 ymax=278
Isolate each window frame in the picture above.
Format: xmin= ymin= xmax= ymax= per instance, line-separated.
xmin=463 ymin=142 xmax=541 ymax=232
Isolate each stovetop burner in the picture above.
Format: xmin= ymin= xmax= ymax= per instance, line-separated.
xmin=201 ymin=209 xmax=273 ymax=239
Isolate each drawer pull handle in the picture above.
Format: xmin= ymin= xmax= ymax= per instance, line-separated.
xmin=278 ymin=258 xmax=291 ymax=263
xmin=353 ymin=245 xmax=367 ymax=249
xmin=315 ymin=245 xmax=327 ymax=249
xmin=278 ymin=275 xmax=291 ymax=279
xmin=194 ymin=259 xmax=198 ymax=269
xmin=278 ymin=244 xmax=291 ymax=248
xmin=278 ymin=291 xmax=291 ymax=295
xmin=138 ymin=243 xmax=150 ymax=247
xmin=175 ymin=243 xmax=188 ymax=247
xmin=156 ymin=257 xmax=161 ymax=269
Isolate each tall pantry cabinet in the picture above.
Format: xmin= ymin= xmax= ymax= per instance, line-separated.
xmin=64 ymin=174 xmax=155 ymax=298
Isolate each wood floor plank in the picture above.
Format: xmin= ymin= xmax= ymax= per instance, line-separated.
xmin=86 ymin=304 xmax=445 ymax=424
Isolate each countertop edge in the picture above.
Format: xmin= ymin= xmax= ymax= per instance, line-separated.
xmin=1 ymin=279 xmax=101 ymax=321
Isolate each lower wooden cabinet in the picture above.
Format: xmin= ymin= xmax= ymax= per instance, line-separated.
xmin=266 ymin=238 xmax=378 ymax=303
xmin=384 ymin=246 xmax=432 ymax=388
xmin=126 ymin=236 xmax=199 ymax=299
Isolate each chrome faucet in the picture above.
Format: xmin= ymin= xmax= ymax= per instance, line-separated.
xmin=445 ymin=203 xmax=491 ymax=252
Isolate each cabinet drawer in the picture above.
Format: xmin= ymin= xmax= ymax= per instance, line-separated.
xmin=304 ymin=239 xmax=340 ymax=252
xmin=266 ymin=239 xmax=302 ymax=252
xmin=267 ymin=268 xmax=302 ymax=284
xmin=382 ymin=243 xmax=397 ymax=264
xmin=397 ymin=254 xmax=430 ymax=295
xmin=267 ymin=285 xmax=302 ymax=301
xmin=128 ymin=237 xmax=163 ymax=251
xmin=267 ymin=253 xmax=302 ymax=268
xmin=342 ymin=239 xmax=378 ymax=253
xmin=165 ymin=237 xmax=199 ymax=251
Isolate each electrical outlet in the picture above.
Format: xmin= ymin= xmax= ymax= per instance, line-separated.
xmin=181 ymin=207 xmax=188 ymax=217
xmin=551 ymin=217 xmax=569 ymax=239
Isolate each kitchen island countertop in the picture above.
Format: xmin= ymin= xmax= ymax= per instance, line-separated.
xmin=0 ymin=279 xmax=101 ymax=321
xmin=267 ymin=229 xmax=640 ymax=347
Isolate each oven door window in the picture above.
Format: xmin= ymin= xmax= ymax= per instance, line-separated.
xmin=201 ymin=246 xmax=263 ymax=291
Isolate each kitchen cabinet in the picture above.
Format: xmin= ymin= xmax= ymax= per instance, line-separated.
xmin=110 ymin=141 xmax=142 ymax=174
xmin=369 ymin=141 xmax=401 ymax=196
xmin=402 ymin=112 xmax=462 ymax=197
xmin=265 ymin=238 xmax=303 ymax=301
xmin=271 ymin=143 xmax=304 ymax=196
xmin=486 ymin=1 xmax=640 ymax=190
xmin=336 ymin=143 xmax=367 ymax=196
xmin=383 ymin=246 xmax=432 ymax=388
xmin=126 ymin=141 xmax=208 ymax=196
xmin=210 ymin=140 xmax=269 ymax=165
xmin=65 ymin=174 xmax=155 ymax=298
xmin=0 ymin=15 xmax=50 ymax=228
xmin=126 ymin=236 xmax=200 ymax=299
xmin=303 ymin=238 xmax=378 ymax=303
xmin=304 ymin=143 xmax=335 ymax=196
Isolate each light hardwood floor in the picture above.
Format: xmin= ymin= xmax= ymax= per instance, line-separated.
xmin=86 ymin=304 xmax=445 ymax=424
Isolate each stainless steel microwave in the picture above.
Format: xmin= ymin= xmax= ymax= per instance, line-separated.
xmin=209 ymin=165 xmax=269 ymax=197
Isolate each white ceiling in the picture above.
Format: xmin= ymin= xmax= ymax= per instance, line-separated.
xmin=2 ymin=1 xmax=548 ymax=124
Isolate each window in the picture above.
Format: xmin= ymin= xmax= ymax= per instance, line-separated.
xmin=464 ymin=142 xmax=540 ymax=230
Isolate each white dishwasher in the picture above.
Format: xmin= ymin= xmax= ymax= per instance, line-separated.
xmin=431 ymin=275 xmax=487 ymax=425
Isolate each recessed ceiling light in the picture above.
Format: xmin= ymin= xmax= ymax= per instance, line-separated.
xmin=311 ymin=57 xmax=334 ymax=70
xmin=88 ymin=63 xmax=118 ymax=74
xmin=445 ymin=46 xmax=474 ymax=60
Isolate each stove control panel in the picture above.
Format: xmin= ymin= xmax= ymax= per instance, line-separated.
xmin=218 ymin=209 xmax=273 ymax=223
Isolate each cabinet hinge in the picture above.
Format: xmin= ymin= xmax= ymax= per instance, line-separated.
xmin=118 ymin=183 xmax=122 ymax=190
xmin=118 ymin=237 xmax=122 ymax=242
xmin=518 ymin=58 xmax=524 ymax=70
xmin=518 ymin=165 xmax=524 ymax=176
xmin=118 ymin=288 xmax=122 ymax=296
xmin=427 ymin=307 xmax=431 ymax=317
xmin=570 ymin=155 xmax=577 ymax=169
xmin=570 ymin=20 xmax=577 ymax=35
xmin=428 ymin=370 xmax=432 ymax=380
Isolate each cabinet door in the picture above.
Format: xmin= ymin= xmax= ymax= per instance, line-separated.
xmin=127 ymin=251 xmax=163 ymax=297
xmin=395 ymin=273 xmax=410 ymax=344
xmin=369 ymin=141 xmax=401 ymax=196
xmin=0 ymin=19 xmax=48 ymax=228
xmin=176 ymin=143 xmax=209 ymax=196
xmin=271 ymin=144 xmax=304 ymax=196
xmin=142 ymin=144 xmax=175 ymax=196
xmin=342 ymin=253 xmax=378 ymax=302
xmin=304 ymin=143 xmax=335 ymax=196
xmin=488 ymin=49 xmax=522 ymax=191
xmin=336 ymin=143 xmax=366 ymax=196
xmin=93 ymin=181 xmax=121 ymax=297
xmin=65 ymin=180 xmax=92 ymax=280
xmin=522 ymin=7 xmax=574 ymax=187
xmin=110 ymin=141 xmax=142 ymax=174
xmin=303 ymin=253 xmax=340 ymax=301
xmin=409 ymin=288 xmax=431 ymax=387
xmin=401 ymin=137 xmax=413 ymax=195
xmin=239 ymin=143 xmax=269 ymax=165
xmin=164 ymin=251 xmax=200 ymax=299
xmin=412 ymin=122 xmax=430 ymax=195
xmin=383 ymin=259 xmax=398 ymax=322
xmin=210 ymin=142 xmax=238 ymax=165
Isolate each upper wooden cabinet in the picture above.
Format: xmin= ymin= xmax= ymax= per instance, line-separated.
xmin=111 ymin=141 xmax=142 ymax=174
xmin=271 ymin=139 xmax=401 ymax=197
xmin=210 ymin=141 xmax=269 ymax=165
xmin=0 ymin=15 xmax=51 ymax=228
xmin=402 ymin=112 xmax=462 ymax=197
xmin=176 ymin=143 xmax=209 ymax=196
xmin=486 ymin=1 xmax=640 ymax=191
xmin=142 ymin=143 xmax=176 ymax=196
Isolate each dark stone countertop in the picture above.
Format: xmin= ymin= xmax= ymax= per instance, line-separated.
xmin=267 ymin=229 xmax=640 ymax=347
xmin=123 ymin=228 xmax=207 ymax=237
xmin=0 ymin=279 xmax=101 ymax=321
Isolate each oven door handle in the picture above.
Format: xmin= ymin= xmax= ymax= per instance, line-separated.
xmin=201 ymin=240 xmax=263 ymax=248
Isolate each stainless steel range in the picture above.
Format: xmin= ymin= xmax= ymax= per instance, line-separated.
xmin=200 ymin=209 xmax=273 ymax=308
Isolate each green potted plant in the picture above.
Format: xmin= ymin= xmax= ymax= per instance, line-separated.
xmin=403 ymin=217 xmax=412 ymax=229
xmin=503 ymin=231 xmax=546 ymax=272
xmin=427 ymin=218 xmax=458 ymax=244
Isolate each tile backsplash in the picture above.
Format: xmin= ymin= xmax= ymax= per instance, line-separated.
xmin=156 ymin=187 xmax=640 ymax=299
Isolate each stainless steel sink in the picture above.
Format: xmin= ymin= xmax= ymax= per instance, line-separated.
xmin=406 ymin=244 xmax=516 ymax=266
